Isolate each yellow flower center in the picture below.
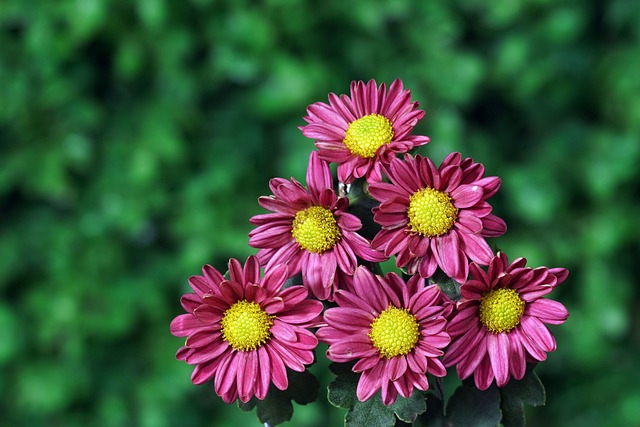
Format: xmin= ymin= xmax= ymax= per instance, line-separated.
xmin=368 ymin=306 xmax=420 ymax=359
xmin=221 ymin=300 xmax=274 ymax=351
xmin=407 ymin=188 xmax=458 ymax=237
xmin=291 ymin=206 xmax=342 ymax=253
xmin=343 ymin=113 xmax=394 ymax=158
xmin=479 ymin=288 xmax=525 ymax=334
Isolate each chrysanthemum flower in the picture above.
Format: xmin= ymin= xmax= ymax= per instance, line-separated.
xmin=249 ymin=151 xmax=385 ymax=301
xmin=368 ymin=152 xmax=507 ymax=283
xmin=442 ymin=252 xmax=569 ymax=390
xmin=300 ymin=79 xmax=429 ymax=184
xmin=170 ymin=256 xmax=324 ymax=403
xmin=316 ymin=266 xmax=451 ymax=405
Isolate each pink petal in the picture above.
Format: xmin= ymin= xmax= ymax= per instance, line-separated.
xmin=481 ymin=214 xmax=507 ymax=237
xmin=487 ymin=333 xmax=511 ymax=387
xmin=451 ymin=184 xmax=484 ymax=208
xmin=267 ymin=347 xmax=289 ymax=390
xmin=256 ymin=346 xmax=272 ymax=399
xmin=170 ymin=314 xmax=205 ymax=337
xmin=261 ymin=263 xmax=289 ymax=293
xmin=356 ymin=362 xmax=384 ymax=402
xmin=525 ymin=299 xmax=569 ymax=325
xmin=435 ymin=232 xmax=463 ymax=281
xmin=519 ymin=316 xmax=557 ymax=353
xmin=459 ymin=232 xmax=494 ymax=264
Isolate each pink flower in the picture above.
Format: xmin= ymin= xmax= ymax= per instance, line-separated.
xmin=300 ymin=79 xmax=429 ymax=184
xmin=170 ymin=256 xmax=324 ymax=403
xmin=249 ymin=151 xmax=385 ymax=301
xmin=442 ymin=252 xmax=569 ymax=390
xmin=368 ymin=152 xmax=507 ymax=283
xmin=316 ymin=266 xmax=451 ymax=405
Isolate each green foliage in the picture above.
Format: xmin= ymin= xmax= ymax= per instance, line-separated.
xmin=445 ymin=383 xmax=501 ymax=427
xmin=499 ymin=369 xmax=546 ymax=427
xmin=1 ymin=0 xmax=639 ymax=426
xmin=327 ymin=363 xmax=427 ymax=426
xmin=238 ymin=370 xmax=320 ymax=426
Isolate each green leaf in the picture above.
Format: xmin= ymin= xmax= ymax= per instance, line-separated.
xmin=346 ymin=395 xmax=397 ymax=427
xmin=327 ymin=362 xmax=360 ymax=409
xmin=499 ymin=368 xmax=546 ymax=427
xmin=445 ymin=383 xmax=501 ymax=427
xmin=388 ymin=390 xmax=428 ymax=423
xmin=414 ymin=394 xmax=446 ymax=427
xmin=346 ymin=392 xmax=428 ymax=427
xmin=430 ymin=269 xmax=462 ymax=302
xmin=286 ymin=369 xmax=321 ymax=405
xmin=328 ymin=362 xmax=427 ymax=426
xmin=237 ymin=397 xmax=257 ymax=412
xmin=255 ymin=387 xmax=294 ymax=426
xmin=238 ymin=368 xmax=320 ymax=426
xmin=345 ymin=178 xmax=382 ymax=241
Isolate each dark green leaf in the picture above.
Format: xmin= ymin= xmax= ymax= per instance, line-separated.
xmin=446 ymin=383 xmax=501 ymax=427
xmin=283 ymin=272 xmax=303 ymax=289
xmin=239 ymin=369 xmax=320 ymax=426
xmin=414 ymin=393 xmax=446 ymax=427
xmin=345 ymin=394 xmax=397 ymax=427
xmin=237 ymin=397 xmax=257 ymax=412
xmin=346 ymin=391 xmax=427 ymax=427
xmin=328 ymin=362 xmax=427 ymax=426
xmin=499 ymin=368 xmax=546 ymax=427
xmin=286 ymin=369 xmax=320 ymax=405
xmin=328 ymin=362 xmax=360 ymax=409
xmin=389 ymin=390 xmax=428 ymax=423
xmin=430 ymin=269 xmax=462 ymax=302
xmin=255 ymin=387 xmax=294 ymax=426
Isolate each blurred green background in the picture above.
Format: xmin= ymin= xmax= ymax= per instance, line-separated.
xmin=1 ymin=0 xmax=639 ymax=426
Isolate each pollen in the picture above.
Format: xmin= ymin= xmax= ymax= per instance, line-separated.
xmin=407 ymin=188 xmax=458 ymax=237
xmin=291 ymin=206 xmax=342 ymax=253
xmin=343 ymin=113 xmax=394 ymax=158
xmin=369 ymin=306 xmax=420 ymax=359
xmin=221 ymin=300 xmax=274 ymax=351
xmin=479 ymin=288 xmax=525 ymax=334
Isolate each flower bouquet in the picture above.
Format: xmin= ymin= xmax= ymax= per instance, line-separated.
xmin=170 ymin=80 xmax=568 ymax=426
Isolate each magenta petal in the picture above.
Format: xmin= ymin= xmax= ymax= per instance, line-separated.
xmin=481 ymin=214 xmax=507 ymax=237
xmin=268 ymin=347 xmax=289 ymax=390
xmin=237 ymin=351 xmax=258 ymax=402
xmin=460 ymin=232 xmax=494 ymax=264
xmin=303 ymin=252 xmax=330 ymax=300
xmin=436 ymin=232 xmax=463 ymax=281
xmin=327 ymin=337 xmax=377 ymax=362
xmin=474 ymin=358 xmax=495 ymax=391
xmin=508 ymin=334 xmax=527 ymax=380
xmin=261 ymin=263 xmax=288 ymax=293
xmin=357 ymin=361 xmax=384 ymax=402
xmin=451 ymin=184 xmax=484 ymax=208
xmin=191 ymin=359 xmax=219 ymax=385
xmin=387 ymin=356 xmax=408 ymax=381
xmin=487 ymin=333 xmax=510 ymax=387
xmin=520 ymin=316 xmax=557 ymax=353
xmin=525 ymin=299 xmax=569 ymax=325
xmin=171 ymin=314 xmax=204 ymax=337
xmin=256 ymin=346 xmax=272 ymax=399
xmin=353 ymin=355 xmax=382 ymax=372
xmin=214 ymin=352 xmax=238 ymax=396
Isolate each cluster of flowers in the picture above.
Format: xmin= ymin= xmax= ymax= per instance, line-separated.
xmin=171 ymin=80 xmax=568 ymax=408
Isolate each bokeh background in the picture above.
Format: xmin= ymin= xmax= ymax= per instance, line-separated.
xmin=2 ymin=0 xmax=639 ymax=426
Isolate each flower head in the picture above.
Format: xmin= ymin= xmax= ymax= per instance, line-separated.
xmin=249 ymin=151 xmax=385 ymax=301
xmin=170 ymin=256 xmax=323 ymax=403
xmin=368 ymin=152 xmax=507 ymax=283
xmin=300 ymin=79 xmax=429 ymax=184
xmin=442 ymin=252 xmax=569 ymax=390
xmin=316 ymin=266 xmax=451 ymax=405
